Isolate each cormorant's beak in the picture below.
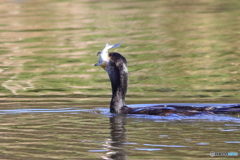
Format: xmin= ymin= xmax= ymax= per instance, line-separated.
xmin=94 ymin=52 xmax=101 ymax=66
xmin=94 ymin=62 xmax=107 ymax=70
xmin=94 ymin=51 xmax=107 ymax=70
xmin=100 ymin=62 xmax=107 ymax=70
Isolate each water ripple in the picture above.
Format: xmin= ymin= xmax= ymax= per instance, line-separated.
xmin=144 ymin=144 xmax=190 ymax=148
xmin=134 ymin=148 xmax=162 ymax=151
xmin=0 ymin=107 xmax=239 ymax=123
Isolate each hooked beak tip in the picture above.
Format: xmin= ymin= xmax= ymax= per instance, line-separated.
xmin=94 ymin=63 xmax=101 ymax=66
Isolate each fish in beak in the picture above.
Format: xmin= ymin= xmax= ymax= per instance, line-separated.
xmin=94 ymin=42 xmax=122 ymax=69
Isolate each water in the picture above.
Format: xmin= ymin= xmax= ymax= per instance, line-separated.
xmin=0 ymin=105 xmax=239 ymax=159
xmin=0 ymin=0 xmax=240 ymax=159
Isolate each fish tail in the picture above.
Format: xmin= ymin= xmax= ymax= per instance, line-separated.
xmin=111 ymin=42 xmax=122 ymax=49
xmin=105 ymin=42 xmax=122 ymax=50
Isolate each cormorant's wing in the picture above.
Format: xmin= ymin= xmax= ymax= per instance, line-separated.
xmin=124 ymin=103 xmax=240 ymax=115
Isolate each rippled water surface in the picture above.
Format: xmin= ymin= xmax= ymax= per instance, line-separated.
xmin=0 ymin=0 xmax=240 ymax=159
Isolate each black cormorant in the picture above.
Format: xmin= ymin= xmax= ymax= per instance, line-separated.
xmin=94 ymin=43 xmax=240 ymax=115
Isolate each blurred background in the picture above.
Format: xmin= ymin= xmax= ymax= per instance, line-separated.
xmin=0 ymin=1 xmax=240 ymax=159
xmin=0 ymin=0 xmax=239 ymax=104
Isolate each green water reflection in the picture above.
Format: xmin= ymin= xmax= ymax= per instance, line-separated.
xmin=0 ymin=0 xmax=240 ymax=159
xmin=1 ymin=0 xmax=239 ymax=104
xmin=0 ymin=105 xmax=239 ymax=159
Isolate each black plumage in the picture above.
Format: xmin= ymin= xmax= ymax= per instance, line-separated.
xmin=97 ymin=52 xmax=240 ymax=115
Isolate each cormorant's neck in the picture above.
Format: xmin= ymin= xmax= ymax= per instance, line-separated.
xmin=107 ymin=53 xmax=128 ymax=114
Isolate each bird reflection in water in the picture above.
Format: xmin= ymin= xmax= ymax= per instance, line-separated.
xmin=102 ymin=116 xmax=127 ymax=160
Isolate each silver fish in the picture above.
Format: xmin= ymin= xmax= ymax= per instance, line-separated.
xmin=94 ymin=42 xmax=122 ymax=67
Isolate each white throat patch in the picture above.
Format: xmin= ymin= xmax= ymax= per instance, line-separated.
xmin=122 ymin=63 xmax=128 ymax=73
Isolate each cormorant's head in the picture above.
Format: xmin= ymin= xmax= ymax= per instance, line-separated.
xmin=94 ymin=42 xmax=122 ymax=70
xmin=94 ymin=51 xmax=109 ymax=70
